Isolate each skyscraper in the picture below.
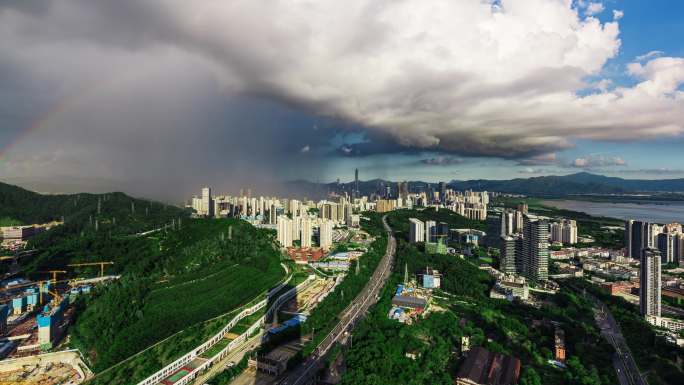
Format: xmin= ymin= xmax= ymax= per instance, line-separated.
xmin=626 ymin=220 xmax=652 ymax=259
xmin=439 ymin=181 xmax=447 ymax=202
xmin=657 ymin=232 xmax=676 ymax=264
xmin=425 ymin=220 xmax=437 ymax=243
xmin=301 ymin=218 xmax=312 ymax=248
xmin=277 ymin=216 xmax=293 ymax=248
xmin=398 ymin=181 xmax=409 ymax=200
xmin=201 ymin=187 xmax=213 ymax=217
xmin=409 ymin=218 xmax=425 ymax=243
xmin=319 ymin=220 xmax=333 ymax=250
xmin=640 ymin=248 xmax=661 ymax=317
xmin=354 ymin=168 xmax=359 ymax=199
xmin=500 ymin=235 xmax=521 ymax=275
xmin=522 ymin=214 xmax=549 ymax=282
xmin=549 ymin=219 xmax=578 ymax=244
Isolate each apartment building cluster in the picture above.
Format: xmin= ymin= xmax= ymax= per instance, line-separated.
xmin=276 ymin=215 xmax=334 ymax=251
xmin=549 ymin=219 xmax=578 ymax=245
xmin=625 ymin=221 xmax=684 ymax=316
xmin=496 ymin=212 xmax=551 ymax=282
xmin=625 ymin=219 xmax=684 ymax=335
xmin=373 ymin=184 xmax=489 ymax=221
xmin=188 ymin=187 xmax=363 ymax=228
xmin=447 ymin=190 xmax=489 ymax=221
xmin=626 ymin=220 xmax=684 ymax=266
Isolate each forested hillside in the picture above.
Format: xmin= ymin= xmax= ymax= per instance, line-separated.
xmin=0 ymin=182 xmax=190 ymax=275
xmin=0 ymin=181 xmax=186 ymax=227
xmin=71 ymin=218 xmax=285 ymax=376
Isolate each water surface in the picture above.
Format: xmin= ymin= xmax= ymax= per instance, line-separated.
xmin=542 ymin=200 xmax=684 ymax=224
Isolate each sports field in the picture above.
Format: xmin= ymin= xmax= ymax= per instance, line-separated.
xmin=161 ymin=367 xmax=191 ymax=385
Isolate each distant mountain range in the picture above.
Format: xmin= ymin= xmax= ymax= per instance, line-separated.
xmin=449 ymin=172 xmax=684 ymax=196
xmin=290 ymin=172 xmax=684 ymax=198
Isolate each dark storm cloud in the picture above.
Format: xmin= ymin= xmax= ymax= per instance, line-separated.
xmin=1 ymin=0 xmax=684 ymax=200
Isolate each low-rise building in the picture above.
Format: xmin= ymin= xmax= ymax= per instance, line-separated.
xmin=455 ymin=346 xmax=521 ymax=385
xmin=391 ymin=295 xmax=427 ymax=310
xmin=420 ymin=267 xmax=441 ymax=289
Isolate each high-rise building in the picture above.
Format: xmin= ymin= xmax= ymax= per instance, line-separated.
xmin=439 ymin=182 xmax=447 ymax=202
xmin=640 ymin=248 xmax=661 ymax=317
xmin=514 ymin=210 xmax=524 ymax=233
xmin=409 ymin=218 xmax=425 ymax=243
xmin=549 ymin=219 xmax=578 ymax=244
xmin=398 ymin=181 xmax=409 ymax=200
xmin=425 ymin=220 xmax=437 ymax=243
xmin=500 ymin=235 xmax=520 ymax=275
xmin=291 ymin=216 xmax=302 ymax=241
xmin=627 ymin=220 xmax=652 ymax=259
xmin=354 ymin=168 xmax=359 ymax=199
xmin=522 ymin=214 xmax=549 ymax=282
xmin=201 ymin=187 xmax=214 ymax=217
xmin=301 ymin=218 xmax=312 ymax=248
xmin=277 ymin=216 xmax=293 ymax=248
xmin=319 ymin=220 xmax=333 ymax=250
xmin=657 ymin=232 xmax=676 ymax=264
xmin=677 ymin=233 xmax=684 ymax=266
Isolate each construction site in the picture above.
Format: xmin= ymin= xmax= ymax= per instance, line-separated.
xmin=0 ymin=261 xmax=117 ymax=384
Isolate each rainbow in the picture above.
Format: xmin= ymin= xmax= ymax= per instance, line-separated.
xmin=0 ymin=73 xmax=132 ymax=162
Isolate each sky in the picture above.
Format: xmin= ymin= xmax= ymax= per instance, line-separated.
xmin=0 ymin=0 xmax=683 ymax=201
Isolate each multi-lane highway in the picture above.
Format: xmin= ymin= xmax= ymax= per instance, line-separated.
xmin=594 ymin=301 xmax=648 ymax=385
xmin=277 ymin=215 xmax=396 ymax=385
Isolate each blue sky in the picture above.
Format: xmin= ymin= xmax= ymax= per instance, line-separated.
xmin=316 ymin=0 xmax=684 ymax=183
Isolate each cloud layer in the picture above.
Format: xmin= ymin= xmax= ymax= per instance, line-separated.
xmin=1 ymin=0 xmax=684 ymax=197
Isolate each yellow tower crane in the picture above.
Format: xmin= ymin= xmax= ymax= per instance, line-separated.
xmin=37 ymin=270 xmax=67 ymax=284
xmin=67 ymin=261 xmax=114 ymax=278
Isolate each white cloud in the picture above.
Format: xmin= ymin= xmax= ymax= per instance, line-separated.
xmin=1 ymin=0 xmax=684 ymax=163
xmin=571 ymin=155 xmax=626 ymax=168
xmin=300 ymin=145 xmax=310 ymax=153
xmin=635 ymin=50 xmax=664 ymax=62
xmin=585 ymin=2 xmax=604 ymax=16
xmin=612 ymin=9 xmax=624 ymax=20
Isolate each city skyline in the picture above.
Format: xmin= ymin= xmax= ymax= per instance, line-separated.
xmin=0 ymin=0 xmax=683 ymax=201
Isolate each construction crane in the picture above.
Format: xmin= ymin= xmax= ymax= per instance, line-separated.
xmin=0 ymin=277 xmax=85 ymax=305
xmin=67 ymin=261 xmax=114 ymax=278
xmin=37 ymin=270 xmax=67 ymax=284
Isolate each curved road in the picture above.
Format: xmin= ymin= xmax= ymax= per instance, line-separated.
xmin=277 ymin=215 xmax=396 ymax=385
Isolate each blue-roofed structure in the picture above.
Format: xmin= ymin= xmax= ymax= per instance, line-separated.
xmin=37 ymin=297 xmax=69 ymax=350
xmin=268 ymin=314 xmax=307 ymax=335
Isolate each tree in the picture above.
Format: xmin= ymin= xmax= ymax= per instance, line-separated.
xmin=519 ymin=367 xmax=542 ymax=385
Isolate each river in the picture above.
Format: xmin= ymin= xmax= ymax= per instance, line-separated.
xmin=541 ymin=199 xmax=684 ymax=224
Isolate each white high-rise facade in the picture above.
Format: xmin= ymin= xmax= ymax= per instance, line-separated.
xmin=640 ymin=248 xmax=661 ymax=317
xmin=277 ymin=216 xmax=293 ymax=248
xmin=409 ymin=218 xmax=425 ymax=243
xmin=301 ymin=218 xmax=312 ymax=248
xmin=319 ymin=220 xmax=333 ymax=250
xmin=201 ymin=187 xmax=213 ymax=217
xmin=549 ymin=219 xmax=577 ymax=244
